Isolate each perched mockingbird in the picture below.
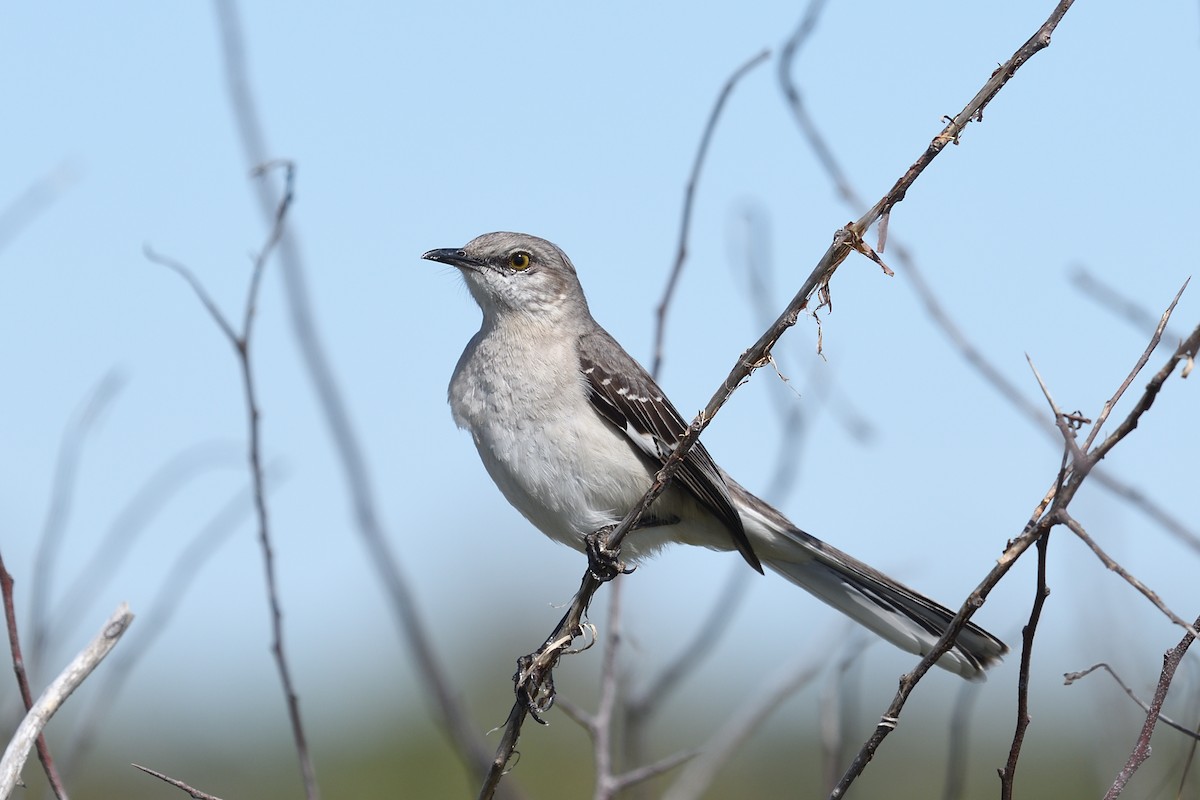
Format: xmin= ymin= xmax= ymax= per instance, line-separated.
xmin=424 ymin=231 xmax=1006 ymax=680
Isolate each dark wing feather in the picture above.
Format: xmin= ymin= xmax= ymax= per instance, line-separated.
xmin=577 ymin=328 xmax=763 ymax=573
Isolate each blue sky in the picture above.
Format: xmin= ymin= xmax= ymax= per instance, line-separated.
xmin=3 ymin=0 xmax=1199 ymax=777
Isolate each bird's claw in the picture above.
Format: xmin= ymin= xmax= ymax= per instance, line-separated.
xmin=585 ymin=526 xmax=635 ymax=582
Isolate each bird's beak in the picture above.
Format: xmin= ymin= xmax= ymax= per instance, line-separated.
xmin=422 ymin=248 xmax=480 ymax=270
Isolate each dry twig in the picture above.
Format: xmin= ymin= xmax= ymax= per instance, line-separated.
xmin=0 ymin=555 xmax=66 ymax=798
xmin=1064 ymin=663 xmax=1200 ymax=742
xmin=149 ymin=160 xmax=319 ymax=800
xmin=132 ymin=764 xmax=224 ymax=800
xmin=1103 ymin=616 xmax=1200 ymax=798
xmin=0 ymin=603 xmax=133 ymax=799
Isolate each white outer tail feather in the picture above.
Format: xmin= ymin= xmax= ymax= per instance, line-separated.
xmin=765 ymin=552 xmax=1003 ymax=681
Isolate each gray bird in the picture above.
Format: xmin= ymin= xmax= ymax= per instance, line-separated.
xmin=424 ymin=231 xmax=1006 ymax=679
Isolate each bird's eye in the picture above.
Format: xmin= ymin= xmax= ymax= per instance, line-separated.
xmin=508 ymin=251 xmax=531 ymax=271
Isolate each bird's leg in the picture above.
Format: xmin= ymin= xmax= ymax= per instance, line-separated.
xmin=585 ymin=524 xmax=637 ymax=582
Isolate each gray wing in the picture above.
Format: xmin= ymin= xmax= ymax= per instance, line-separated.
xmin=577 ymin=328 xmax=763 ymax=573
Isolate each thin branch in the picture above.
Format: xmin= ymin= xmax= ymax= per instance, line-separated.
xmin=610 ymin=750 xmax=699 ymax=794
xmin=624 ymin=565 xmax=751 ymax=726
xmin=210 ymin=3 xmax=506 ymax=792
xmin=1025 ymin=355 xmax=1087 ymax=466
xmin=941 ymin=682 xmax=983 ymax=800
xmin=131 ymin=764 xmax=224 ymax=800
xmin=998 ymin=524 xmax=1052 ymax=799
xmin=0 ymin=161 xmax=80 ymax=255
xmin=1087 ymin=320 xmax=1200 ymax=468
xmin=661 ymin=655 xmax=823 ymax=800
xmin=652 ymin=48 xmax=770 ymax=378
xmin=1064 ymin=663 xmax=1200 ymax=742
xmin=0 ymin=603 xmax=133 ymax=799
xmin=1103 ymin=616 xmax=1200 ymax=798
xmin=50 ymin=442 xmax=242 ymax=638
xmin=150 ymin=161 xmax=318 ymax=800
xmin=592 ymin=576 xmax=624 ymax=800
xmin=29 ymin=370 xmax=125 ymax=675
xmin=1 ymin=554 xmax=67 ymax=799
xmin=1080 ymin=279 xmax=1188 ymax=454
xmin=1071 ymin=265 xmax=1186 ymax=343
xmin=1060 ymin=512 xmax=1200 ymax=639
xmin=64 ymin=468 xmax=283 ymax=767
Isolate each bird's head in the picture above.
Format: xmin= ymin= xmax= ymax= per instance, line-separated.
xmin=423 ymin=232 xmax=590 ymax=324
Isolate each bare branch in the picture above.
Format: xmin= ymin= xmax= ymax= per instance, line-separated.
xmin=1103 ymin=616 xmax=1200 ymax=798
xmin=610 ymin=750 xmax=699 ymax=794
xmin=1071 ymin=265 xmax=1186 ymax=343
xmin=998 ymin=528 xmax=1052 ymax=799
xmin=1064 ymin=663 xmax=1200 ymax=742
xmin=64 ymin=468 xmax=283 ymax=767
xmin=152 ymin=162 xmax=318 ymax=799
xmin=1025 ymin=355 xmax=1087 ymax=466
xmin=1080 ymin=278 xmax=1188 ymax=454
xmin=131 ymin=764 xmax=224 ymax=800
xmin=941 ymin=682 xmax=984 ymax=800
xmin=1060 ymin=512 xmax=1199 ymax=639
xmin=50 ymin=443 xmax=242 ymax=638
xmin=652 ymin=48 xmax=770 ymax=378
xmin=0 ymin=603 xmax=133 ymax=799
xmin=29 ymin=370 xmax=125 ymax=675
xmin=661 ymin=655 xmax=823 ymax=800
xmin=1088 ymin=320 xmax=1200 ymax=467
xmin=0 ymin=555 xmax=67 ymax=798
xmin=0 ymin=162 xmax=79 ymax=255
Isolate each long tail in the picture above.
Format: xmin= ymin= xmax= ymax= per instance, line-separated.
xmin=729 ymin=482 xmax=1007 ymax=680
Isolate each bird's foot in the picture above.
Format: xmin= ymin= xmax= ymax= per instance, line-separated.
xmin=585 ymin=525 xmax=636 ymax=582
xmin=514 ymin=651 xmax=557 ymax=723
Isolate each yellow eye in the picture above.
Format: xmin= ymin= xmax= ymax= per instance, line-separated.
xmin=508 ymin=251 xmax=531 ymax=271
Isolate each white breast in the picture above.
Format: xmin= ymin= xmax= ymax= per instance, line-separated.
xmin=448 ymin=322 xmax=654 ymax=552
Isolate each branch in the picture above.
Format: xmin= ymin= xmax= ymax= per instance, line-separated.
xmin=0 ymin=603 xmax=133 ymax=799
xmin=998 ymin=520 xmax=1052 ymax=799
xmin=0 ymin=161 xmax=79 ymax=255
xmin=1103 ymin=616 xmax=1200 ymax=798
xmin=0 ymin=555 xmax=66 ymax=798
xmin=132 ymin=764 xmax=224 ymax=800
xmin=29 ymin=371 xmax=125 ymax=673
xmin=150 ymin=160 xmax=319 ymax=800
xmin=830 ymin=307 xmax=1195 ymax=798
xmin=661 ymin=655 xmax=823 ymax=800
xmin=1060 ymin=512 xmax=1200 ymax=639
xmin=1064 ymin=663 xmax=1200 ymax=742
xmin=652 ymin=48 xmax=770 ymax=377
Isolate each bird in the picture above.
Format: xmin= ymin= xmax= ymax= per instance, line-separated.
xmin=423 ymin=231 xmax=1006 ymax=680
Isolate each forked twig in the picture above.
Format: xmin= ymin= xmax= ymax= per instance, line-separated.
xmin=1103 ymin=616 xmax=1200 ymax=798
xmin=149 ymin=161 xmax=319 ymax=800
xmin=1064 ymin=662 xmax=1200 ymax=742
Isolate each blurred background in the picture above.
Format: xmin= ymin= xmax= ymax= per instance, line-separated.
xmin=3 ymin=1 xmax=1199 ymax=797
